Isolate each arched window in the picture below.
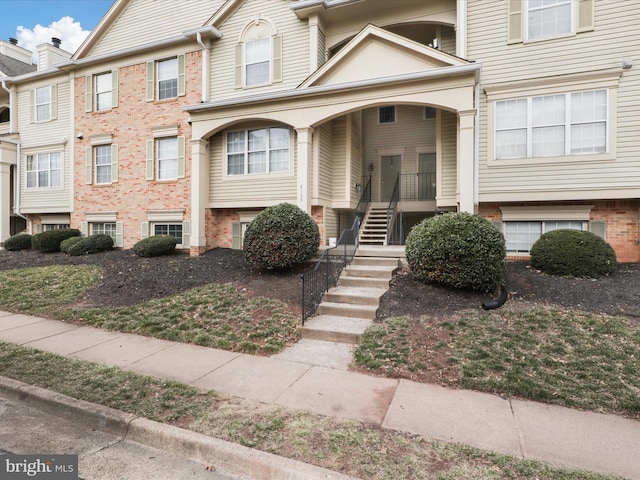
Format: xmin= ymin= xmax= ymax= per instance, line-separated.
xmin=235 ymin=19 xmax=282 ymax=88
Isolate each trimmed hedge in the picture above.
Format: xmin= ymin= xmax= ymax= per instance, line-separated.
xmin=32 ymin=229 xmax=81 ymax=253
xmin=60 ymin=236 xmax=83 ymax=253
xmin=243 ymin=203 xmax=320 ymax=270
xmin=132 ymin=235 xmax=178 ymax=257
xmin=405 ymin=212 xmax=506 ymax=293
xmin=530 ymin=229 xmax=617 ymax=278
xmin=4 ymin=233 xmax=32 ymax=251
xmin=67 ymin=234 xmax=114 ymax=256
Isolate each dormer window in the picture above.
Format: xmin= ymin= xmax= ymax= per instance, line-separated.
xmin=235 ymin=19 xmax=282 ymax=89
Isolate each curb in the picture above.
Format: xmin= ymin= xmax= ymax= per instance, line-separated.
xmin=0 ymin=375 xmax=359 ymax=480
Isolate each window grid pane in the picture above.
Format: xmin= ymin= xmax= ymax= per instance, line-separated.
xmin=157 ymin=58 xmax=178 ymax=100
xmin=157 ymin=138 xmax=178 ymax=180
xmin=95 ymin=146 xmax=112 ymax=184
xmin=379 ymin=106 xmax=395 ymax=123
xmin=35 ymin=87 xmax=51 ymax=122
xmin=245 ymin=38 xmax=270 ymax=86
xmin=505 ymin=222 xmax=542 ymax=253
xmin=154 ymin=223 xmax=183 ymax=244
xmin=92 ymin=223 xmax=116 ymax=239
xmin=227 ymin=127 xmax=289 ymax=175
xmin=26 ymin=153 xmax=62 ymax=188
xmin=95 ymin=73 xmax=112 ymax=111
xmin=528 ymin=0 xmax=572 ymax=40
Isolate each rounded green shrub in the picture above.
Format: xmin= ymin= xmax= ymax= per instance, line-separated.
xmin=243 ymin=203 xmax=320 ymax=270
xmin=132 ymin=235 xmax=178 ymax=257
xmin=32 ymin=229 xmax=81 ymax=253
xmin=60 ymin=236 xmax=83 ymax=253
xmin=405 ymin=212 xmax=506 ymax=293
xmin=4 ymin=233 xmax=32 ymax=251
xmin=530 ymin=229 xmax=617 ymax=278
xmin=67 ymin=234 xmax=114 ymax=256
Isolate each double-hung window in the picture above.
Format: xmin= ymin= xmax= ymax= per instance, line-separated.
xmin=527 ymin=0 xmax=572 ymax=41
xmin=26 ymin=153 xmax=62 ymax=188
xmin=226 ymin=127 xmax=290 ymax=176
xmin=146 ymin=55 xmax=185 ymax=101
xmin=245 ymin=38 xmax=271 ymax=86
xmin=95 ymin=72 xmax=112 ymax=111
xmin=35 ymin=86 xmax=52 ymax=122
xmin=157 ymin=58 xmax=178 ymax=100
xmin=157 ymin=137 xmax=178 ymax=180
xmin=94 ymin=145 xmax=112 ymax=184
xmin=495 ymin=89 xmax=607 ymax=160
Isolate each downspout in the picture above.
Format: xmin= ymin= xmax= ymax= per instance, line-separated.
xmin=196 ymin=32 xmax=209 ymax=103
xmin=474 ymin=74 xmax=480 ymax=209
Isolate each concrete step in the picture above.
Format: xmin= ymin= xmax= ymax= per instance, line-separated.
xmin=351 ymin=257 xmax=399 ymax=268
xmin=272 ymin=338 xmax=354 ymax=369
xmin=356 ymin=246 xmax=406 ymax=258
xmin=342 ymin=265 xmax=394 ymax=279
xmin=317 ymin=302 xmax=378 ymax=320
xmin=337 ymin=275 xmax=391 ymax=288
xmin=322 ymin=286 xmax=387 ymax=306
xmin=300 ymin=315 xmax=372 ymax=344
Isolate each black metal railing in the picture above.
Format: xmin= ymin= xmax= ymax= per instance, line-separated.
xmin=385 ymin=175 xmax=400 ymax=245
xmin=399 ymin=172 xmax=436 ymax=201
xmin=355 ymin=175 xmax=372 ymax=224
xmin=300 ymin=217 xmax=360 ymax=324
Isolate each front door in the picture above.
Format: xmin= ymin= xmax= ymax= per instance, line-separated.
xmin=381 ymin=155 xmax=401 ymax=202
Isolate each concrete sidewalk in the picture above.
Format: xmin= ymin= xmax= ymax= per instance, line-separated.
xmin=1 ymin=311 xmax=638 ymax=479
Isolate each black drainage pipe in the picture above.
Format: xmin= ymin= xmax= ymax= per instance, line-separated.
xmin=481 ymin=285 xmax=508 ymax=310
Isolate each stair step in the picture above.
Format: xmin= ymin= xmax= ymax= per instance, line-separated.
xmin=300 ymin=315 xmax=372 ymax=344
xmin=323 ymin=286 xmax=387 ymax=306
xmin=337 ymin=275 xmax=390 ymax=288
xmin=343 ymin=265 xmax=394 ymax=279
xmin=272 ymin=338 xmax=354 ymax=369
xmin=351 ymin=257 xmax=399 ymax=267
xmin=317 ymin=302 xmax=378 ymax=320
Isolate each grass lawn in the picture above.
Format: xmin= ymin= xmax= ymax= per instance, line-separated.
xmin=354 ymin=310 xmax=640 ymax=417
xmin=0 ymin=263 xmax=634 ymax=478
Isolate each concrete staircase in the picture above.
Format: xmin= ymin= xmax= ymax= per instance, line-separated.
xmin=273 ymin=246 xmax=404 ymax=370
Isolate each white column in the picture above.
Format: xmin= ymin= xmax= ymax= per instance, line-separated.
xmin=0 ymin=162 xmax=11 ymax=244
xmin=296 ymin=127 xmax=314 ymax=214
xmin=189 ymin=138 xmax=208 ymax=254
xmin=456 ymin=0 xmax=467 ymax=59
xmin=457 ymin=109 xmax=476 ymax=213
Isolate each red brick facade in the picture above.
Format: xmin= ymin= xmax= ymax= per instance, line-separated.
xmin=71 ymin=51 xmax=201 ymax=250
xmin=479 ymin=201 xmax=640 ymax=263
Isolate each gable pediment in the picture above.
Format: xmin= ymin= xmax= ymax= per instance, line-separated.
xmin=300 ymin=24 xmax=470 ymax=89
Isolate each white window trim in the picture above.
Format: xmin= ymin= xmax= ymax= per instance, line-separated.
xmin=152 ymin=222 xmax=184 ymax=245
xmin=486 ymin=72 xmax=620 ymax=167
xmin=223 ymin=126 xmax=294 ymax=180
xmin=34 ymin=86 xmax=52 ymax=123
xmin=95 ymin=72 xmax=112 ymax=112
xmin=244 ymin=37 xmax=272 ymax=88
xmin=94 ymin=145 xmax=112 ymax=185
xmin=378 ymin=106 xmax=396 ymax=124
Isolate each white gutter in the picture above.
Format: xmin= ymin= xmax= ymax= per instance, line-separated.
xmin=185 ymin=62 xmax=481 ymax=112
xmin=196 ymin=32 xmax=209 ymax=103
xmin=1 ymin=80 xmax=16 ymax=133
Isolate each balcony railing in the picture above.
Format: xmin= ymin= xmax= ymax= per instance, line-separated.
xmin=399 ymin=173 xmax=436 ymax=201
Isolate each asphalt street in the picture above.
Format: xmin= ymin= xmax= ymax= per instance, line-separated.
xmin=0 ymin=394 xmax=239 ymax=480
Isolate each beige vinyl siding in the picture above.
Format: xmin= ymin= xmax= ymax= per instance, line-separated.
xmin=89 ymin=0 xmax=221 ymax=56
xmin=362 ymin=105 xmax=436 ymax=202
xmin=317 ymin=122 xmax=333 ymax=201
xmin=469 ymin=0 xmax=640 ymax=196
xmin=208 ymin=129 xmax=297 ymax=207
xmin=16 ymin=78 xmax=72 ymax=211
xmin=440 ymin=110 xmax=457 ymax=200
xmin=324 ymin=207 xmax=339 ymax=244
xmin=318 ymin=28 xmax=327 ymax=68
xmin=210 ymin=0 xmax=309 ymax=101
xmin=331 ymin=116 xmax=347 ymax=201
xmin=438 ymin=24 xmax=457 ymax=56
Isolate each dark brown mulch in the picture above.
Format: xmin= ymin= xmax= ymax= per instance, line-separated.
xmin=0 ymin=249 xmax=638 ymax=322
xmin=379 ymin=261 xmax=640 ymax=323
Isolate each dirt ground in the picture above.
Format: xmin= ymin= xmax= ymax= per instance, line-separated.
xmin=0 ymin=248 xmax=638 ymax=323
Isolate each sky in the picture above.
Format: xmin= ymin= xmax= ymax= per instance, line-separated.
xmin=0 ymin=0 xmax=115 ymax=59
